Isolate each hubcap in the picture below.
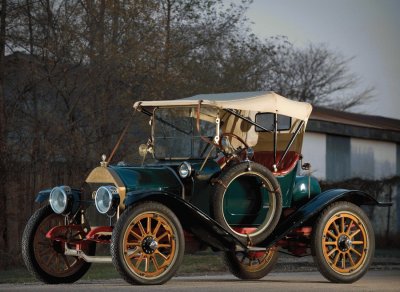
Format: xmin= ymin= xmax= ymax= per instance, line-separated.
xmin=142 ymin=236 xmax=159 ymax=254
xmin=338 ymin=235 xmax=352 ymax=251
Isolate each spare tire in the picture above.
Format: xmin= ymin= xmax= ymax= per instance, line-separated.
xmin=211 ymin=161 xmax=282 ymax=245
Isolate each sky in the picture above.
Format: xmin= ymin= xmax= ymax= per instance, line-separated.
xmin=242 ymin=0 xmax=400 ymax=119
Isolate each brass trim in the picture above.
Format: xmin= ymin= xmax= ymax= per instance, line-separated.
xmin=85 ymin=167 xmax=127 ymax=210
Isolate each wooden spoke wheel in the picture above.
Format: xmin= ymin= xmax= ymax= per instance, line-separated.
xmin=22 ymin=205 xmax=94 ymax=284
xmin=223 ymin=247 xmax=279 ymax=279
xmin=311 ymin=201 xmax=374 ymax=283
xmin=111 ymin=202 xmax=184 ymax=285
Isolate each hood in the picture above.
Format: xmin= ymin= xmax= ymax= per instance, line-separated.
xmin=85 ymin=165 xmax=182 ymax=210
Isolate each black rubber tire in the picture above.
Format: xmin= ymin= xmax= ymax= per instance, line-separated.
xmin=311 ymin=201 xmax=375 ymax=283
xmin=212 ymin=161 xmax=282 ymax=245
xmin=22 ymin=205 xmax=94 ymax=284
xmin=110 ymin=201 xmax=185 ymax=285
xmin=223 ymin=247 xmax=279 ymax=279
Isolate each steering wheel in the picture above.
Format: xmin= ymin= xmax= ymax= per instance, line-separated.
xmin=219 ymin=132 xmax=249 ymax=155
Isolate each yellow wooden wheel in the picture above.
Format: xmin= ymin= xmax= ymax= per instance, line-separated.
xmin=122 ymin=212 xmax=177 ymax=278
xmin=322 ymin=212 xmax=368 ymax=274
xmin=312 ymin=201 xmax=374 ymax=283
xmin=223 ymin=247 xmax=279 ymax=279
xmin=111 ymin=201 xmax=184 ymax=285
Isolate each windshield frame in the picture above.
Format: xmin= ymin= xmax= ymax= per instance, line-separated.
xmin=151 ymin=106 xmax=218 ymax=160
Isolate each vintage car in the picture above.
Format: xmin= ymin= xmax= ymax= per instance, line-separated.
xmin=22 ymin=91 xmax=390 ymax=285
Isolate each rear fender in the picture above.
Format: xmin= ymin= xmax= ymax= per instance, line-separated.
xmin=259 ymin=189 xmax=392 ymax=248
xmin=123 ymin=190 xmax=246 ymax=252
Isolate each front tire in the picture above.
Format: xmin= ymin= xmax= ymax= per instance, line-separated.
xmin=311 ymin=201 xmax=375 ymax=283
xmin=223 ymin=247 xmax=278 ymax=279
xmin=111 ymin=201 xmax=185 ymax=285
xmin=22 ymin=205 xmax=94 ymax=284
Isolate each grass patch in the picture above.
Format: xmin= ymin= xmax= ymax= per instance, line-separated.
xmin=0 ymin=252 xmax=226 ymax=284
xmin=0 ymin=268 xmax=35 ymax=284
xmin=178 ymin=252 xmax=226 ymax=275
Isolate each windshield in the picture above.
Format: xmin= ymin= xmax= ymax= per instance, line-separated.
xmin=153 ymin=107 xmax=217 ymax=160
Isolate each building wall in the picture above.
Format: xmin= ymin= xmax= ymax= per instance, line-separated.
xmin=351 ymin=138 xmax=397 ymax=179
xmin=303 ymin=133 xmax=400 ymax=235
xmin=303 ymin=133 xmax=398 ymax=181
xmin=302 ymin=132 xmax=326 ymax=179
xmin=397 ymin=144 xmax=400 ymax=233
xmin=326 ymin=135 xmax=350 ymax=181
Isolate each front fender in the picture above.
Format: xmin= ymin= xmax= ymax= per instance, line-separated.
xmin=35 ymin=189 xmax=52 ymax=203
xmin=260 ymin=189 xmax=392 ymax=248
xmin=35 ymin=188 xmax=83 ymax=216
xmin=123 ymin=190 xmax=246 ymax=252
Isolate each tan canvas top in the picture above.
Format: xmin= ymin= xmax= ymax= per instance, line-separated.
xmin=133 ymin=91 xmax=313 ymax=122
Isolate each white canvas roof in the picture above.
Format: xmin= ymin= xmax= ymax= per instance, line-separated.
xmin=133 ymin=91 xmax=313 ymax=121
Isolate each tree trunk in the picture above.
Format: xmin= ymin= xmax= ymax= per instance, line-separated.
xmin=0 ymin=0 xmax=7 ymax=269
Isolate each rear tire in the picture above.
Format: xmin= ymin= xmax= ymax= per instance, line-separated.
xmin=223 ymin=247 xmax=278 ymax=279
xmin=311 ymin=201 xmax=375 ymax=283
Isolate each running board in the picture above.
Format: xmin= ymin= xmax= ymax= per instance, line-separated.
xmin=64 ymin=244 xmax=112 ymax=263
xmin=236 ymin=245 xmax=268 ymax=252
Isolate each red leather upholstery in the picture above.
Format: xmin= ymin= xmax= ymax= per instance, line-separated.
xmin=253 ymin=151 xmax=300 ymax=175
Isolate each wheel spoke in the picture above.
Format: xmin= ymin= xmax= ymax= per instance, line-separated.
xmin=351 ymin=240 xmax=364 ymax=245
xmin=147 ymin=215 xmax=152 ymax=234
xmin=157 ymin=232 xmax=168 ymax=242
xmin=153 ymin=221 xmax=162 ymax=237
xmin=36 ymin=240 xmax=51 ymax=247
xmin=144 ymin=256 xmax=149 ymax=272
xmin=326 ymin=230 xmax=337 ymax=240
xmin=126 ymin=242 xmax=141 ymax=247
xmin=151 ymin=255 xmax=159 ymax=271
xmin=54 ymin=254 xmax=60 ymax=271
xmin=127 ymin=248 xmax=141 ymax=259
xmin=157 ymin=243 xmax=172 ymax=248
xmin=324 ymin=241 xmax=337 ymax=246
xmin=349 ymin=228 xmax=361 ymax=239
xmin=347 ymin=251 xmax=356 ymax=266
xmin=129 ymin=229 xmax=142 ymax=240
xmin=327 ymin=247 xmax=337 ymax=257
xmin=332 ymin=221 xmax=340 ymax=236
xmin=38 ymin=225 xmax=48 ymax=237
xmin=340 ymin=216 xmax=345 ymax=233
xmin=45 ymin=252 xmax=56 ymax=267
xmin=332 ymin=252 xmax=340 ymax=266
xmin=341 ymin=253 xmax=346 ymax=269
xmin=138 ymin=221 xmax=146 ymax=236
xmin=62 ymin=254 xmax=71 ymax=269
xmin=350 ymin=247 xmax=362 ymax=257
xmin=346 ymin=219 xmax=354 ymax=235
xmin=155 ymin=250 xmax=168 ymax=261
xmin=135 ymin=253 xmax=145 ymax=268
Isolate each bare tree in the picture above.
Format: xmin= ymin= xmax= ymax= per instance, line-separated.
xmin=267 ymin=43 xmax=374 ymax=110
xmin=0 ymin=0 xmax=7 ymax=269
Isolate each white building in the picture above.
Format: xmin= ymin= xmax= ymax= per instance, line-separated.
xmin=302 ymin=107 xmax=400 ymax=235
